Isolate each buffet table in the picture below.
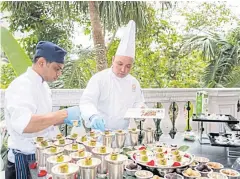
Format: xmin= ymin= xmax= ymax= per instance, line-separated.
xmin=30 ymin=133 xmax=237 ymax=179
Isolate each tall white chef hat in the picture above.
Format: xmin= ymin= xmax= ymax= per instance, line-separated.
xmin=115 ymin=20 xmax=136 ymax=59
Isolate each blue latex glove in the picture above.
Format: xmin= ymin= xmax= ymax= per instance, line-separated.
xmin=90 ymin=115 xmax=105 ymax=131
xmin=64 ymin=106 xmax=81 ymax=127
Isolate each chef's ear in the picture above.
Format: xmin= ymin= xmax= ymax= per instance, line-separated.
xmin=112 ymin=56 xmax=115 ymax=63
xmin=37 ymin=57 xmax=46 ymax=67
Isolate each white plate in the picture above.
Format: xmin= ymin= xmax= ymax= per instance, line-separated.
xmin=51 ymin=163 xmax=78 ymax=175
xmin=64 ymin=144 xmax=85 ymax=151
xmin=70 ymin=151 xmax=92 ymax=159
xmin=77 ymin=157 xmax=101 ymax=168
xmin=47 ymin=155 xmax=72 ymax=164
xmin=54 ymin=139 xmax=72 ymax=146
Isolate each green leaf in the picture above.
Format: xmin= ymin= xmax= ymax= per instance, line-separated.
xmin=1 ymin=26 xmax=32 ymax=76
xmin=178 ymin=145 xmax=190 ymax=152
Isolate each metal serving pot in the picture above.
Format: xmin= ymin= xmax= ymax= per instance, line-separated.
xmin=51 ymin=163 xmax=79 ymax=179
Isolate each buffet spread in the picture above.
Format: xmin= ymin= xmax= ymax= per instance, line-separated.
xmin=32 ymin=128 xmax=240 ymax=179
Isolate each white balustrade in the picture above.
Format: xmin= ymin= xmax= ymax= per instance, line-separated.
xmin=1 ymin=88 xmax=240 ymax=133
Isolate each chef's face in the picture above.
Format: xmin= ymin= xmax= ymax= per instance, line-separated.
xmin=112 ymin=56 xmax=133 ymax=78
xmin=37 ymin=57 xmax=64 ymax=82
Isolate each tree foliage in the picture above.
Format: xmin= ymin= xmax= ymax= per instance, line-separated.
xmin=1 ymin=1 xmax=74 ymax=58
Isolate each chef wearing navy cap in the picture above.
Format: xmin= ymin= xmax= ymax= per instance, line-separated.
xmin=4 ymin=41 xmax=81 ymax=179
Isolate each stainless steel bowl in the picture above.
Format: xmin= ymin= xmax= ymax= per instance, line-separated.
xmin=125 ymin=164 xmax=142 ymax=176
xmin=101 ymin=132 xmax=115 ymax=147
xmin=115 ymin=131 xmax=127 ymax=148
xmin=129 ymin=130 xmax=140 ymax=146
xmin=206 ymin=162 xmax=224 ymax=172
xmin=92 ymin=146 xmax=113 ymax=175
xmin=164 ymin=173 xmax=184 ymax=179
xmin=77 ymin=157 xmax=101 ymax=179
xmin=143 ymin=128 xmax=155 ymax=144
xmin=135 ymin=170 xmax=154 ymax=179
xmin=35 ymin=143 xmax=51 ymax=168
xmin=46 ymin=155 xmax=72 ymax=175
xmin=195 ymin=167 xmax=213 ymax=177
xmin=208 ymin=172 xmax=228 ymax=179
xmin=220 ymin=168 xmax=240 ymax=179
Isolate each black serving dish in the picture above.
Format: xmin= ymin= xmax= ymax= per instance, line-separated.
xmin=192 ymin=114 xmax=239 ymax=124
xmin=208 ymin=133 xmax=240 ymax=147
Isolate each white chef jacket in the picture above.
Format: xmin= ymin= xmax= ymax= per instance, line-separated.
xmin=4 ymin=67 xmax=57 ymax=163
xmin=80 ymin=68 xmax=145 ymax=130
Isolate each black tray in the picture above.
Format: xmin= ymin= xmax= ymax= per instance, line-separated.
xmin=227 ymin=123 xmax=240 ymax=131
xmin=208 ymin=132 xmax=240 ymax=147
xmin=192 ymin=114 xmax=239 ymax=124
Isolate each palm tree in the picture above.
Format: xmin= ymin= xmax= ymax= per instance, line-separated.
xmin=181 ymin=29 xmax=240 ymax=87
xmin=1 ymin=1 xmax=172 ymax=72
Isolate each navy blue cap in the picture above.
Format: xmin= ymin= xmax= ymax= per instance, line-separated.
xmin=34 ymin=41 xmax=67 ymax=64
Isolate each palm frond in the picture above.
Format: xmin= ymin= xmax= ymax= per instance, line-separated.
xmin=98 ymin=1 xmax=149 ymax=31
xmin=223 ymin=66 xmax=240 ymax=87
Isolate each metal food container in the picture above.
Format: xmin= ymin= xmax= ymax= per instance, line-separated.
xmin=83 ymin=140 xmax=102 ymax=152
xmin=208 ymin=172 xmax=228 ymax=179
xmin=164 ymin=173 xmax=183 ymax=179
xmin=51 ymin=163 xmax=79 ymax=179
xmin=64 ymin=143 xmax=85 ymax=155
xmin=105 ymin=153 xmax=128 ymax=179
xmin=69 ymin=150 xmax=92 ymax=163
xmin=220 ymin=169 xmax=240 ymax=179
xmin=206 ymin=162 xmax=224 ymax=172
xmin=43 ymin=146 xmax=64 ymax=169
xmin=135 ymin=170 xmax=154 ymax=179
xmin=115 ymin=130 xmax=127 ymax=149
xmin=128 ymin=129 xmax=140 ymax=146
xmin=92 ymin=146 xmax=113 ymax=175
xmin=101 ymin=131 xmax=115 ymax=147
xmin=77 ymin=157 xmax=101 ymax=179
xmin=46 ymin=155 xmax=72 ymax=175
xmin=143 ymin=128 xmax=155 ymax=144
xmin=35 ymin=141 xmax=51 ymax=168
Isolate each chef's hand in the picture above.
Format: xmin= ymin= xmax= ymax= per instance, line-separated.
xmin=89 ymin=115 xmax=105 ymax=131
xmin=64 ymin=106 xmax=82 ymax=127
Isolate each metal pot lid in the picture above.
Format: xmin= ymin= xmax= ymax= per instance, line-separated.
xmin=70 ymin=151 xmax=92 ymax=159
xmin=44 ymin=146 xmax=64 ymax=154
xmin=64 ymin=143 xmax=85 ymax=151
xmin=47 ymin=155 xmax=72 ymax=164
xmin=54 ymin=139 xmax=72 ymax=146
xmin=51 ymin=163 xmax=79 ymax=176
xmin=92 ymin=146 xmax=113 ymax=155
xmin=77 ymin=157 xmax=101 ymax=168
xmin=105 ymin=154 xmax=128 ymax=164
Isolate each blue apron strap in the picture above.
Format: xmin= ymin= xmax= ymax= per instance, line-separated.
xmin=12 ymin=149 xmax=36 ymax=179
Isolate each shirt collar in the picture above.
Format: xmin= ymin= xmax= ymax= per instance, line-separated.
xmin=27 ymin=67 xmax=44 ymax=84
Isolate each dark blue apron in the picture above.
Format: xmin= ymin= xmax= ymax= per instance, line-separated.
xmin=12 ymin=149 xmax=35 ymax=179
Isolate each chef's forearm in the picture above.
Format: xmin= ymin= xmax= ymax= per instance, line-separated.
xmin=23 ymin=110 xmax=67 ymax=133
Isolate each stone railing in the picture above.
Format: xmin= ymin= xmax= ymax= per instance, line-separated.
xmin=1 ymin=88 xmax=240 ymax=134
